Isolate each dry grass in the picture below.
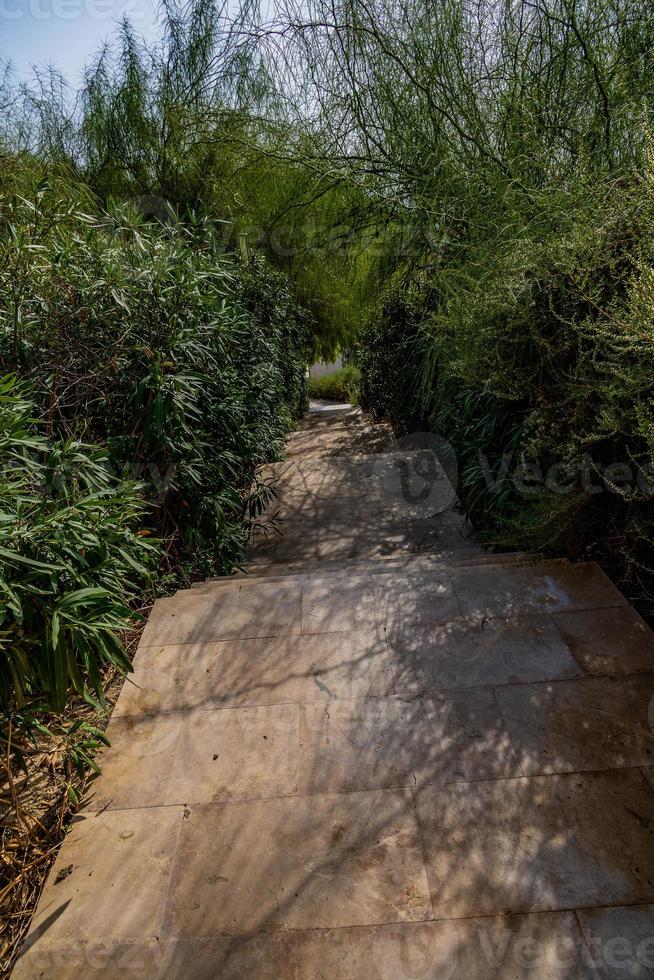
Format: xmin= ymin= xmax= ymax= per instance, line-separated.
xmin=0 ymin=625 xmax=145 ymax=979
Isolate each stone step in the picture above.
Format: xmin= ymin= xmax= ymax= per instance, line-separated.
xmin=18 ymin=399 xmax=649 ymax=980
xmin=200 ymin=548 xmax=543 ymax=582
xmin=140 ymin=559 xmax=625 ymax=650
xmin=244 ymin=548 xmax=542 ymax=577
xmin=187 ymin=551 xmax=547 ymax=594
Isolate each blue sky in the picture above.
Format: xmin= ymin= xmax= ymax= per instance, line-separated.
xmin=1 ymin=0 xmax=164 ymax=86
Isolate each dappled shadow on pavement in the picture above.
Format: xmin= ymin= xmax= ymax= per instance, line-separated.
xmin=14 ymin=407 xmax=654 ymax=980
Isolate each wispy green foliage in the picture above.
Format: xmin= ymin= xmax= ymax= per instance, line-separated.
xmin=342 ymin=0 xmax=654 ymax=609
xmin=308 ymin=364 xmax=360 ymax=404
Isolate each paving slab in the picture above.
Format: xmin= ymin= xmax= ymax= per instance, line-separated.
xmin=495 ymin=675 xmax=654 ymax=775
xmin=298 ymin=690 xmax=521 ymax=794
xmin=577 ymin=904 xmax=654 ymax=979
xmin=276 ymin=912 xmax=595 ymax=980
xmin=12 ymin=938 xmax=180 ymax=980
xmin=284 ymin=420 xmax=397 ymax=459
xmin=257 ymin=456 xmax=369 ymax=495
xmin=140 ymin=583 xmax=302 ymax=646
xmin=87 ymin=704 xmax=300 ymax=810
xmin=163 ymin=789 xmax=433 ymax=936
xmin=373 ymin=571 xmax=462 ymax=626
xmin=250 ymin=518 xmax=478 ymax=565
xmin=117 ymin=628 xmax=394 ymax=715
xmin=13 ymin=912 xmax=596 ymax=979
xmin=301 ymin=572 xmax=461 ymax=634
xmin=85 ymin=711 xmax=182 ymax=810
xmin=17 ymin=807 xmax=181 ymax=956
xmin=449 ymin=560 xmax=626 ymax=619
xmin=414 ymin=769 xmax=654 ymax=918
xmin=385 ymin=614 xmax=583 ymax=692
xmin=228 ymin=549 xmax=534 ymax=583
xmin=164 ymin=913 xmax=594 ymax=979
xmin=552 ymin=606 xmax=654 ymax=676
xmin=365 ymin=449 xmax=459 ymax=519
xmin=301 ymin=579 xmax=378 ymax=632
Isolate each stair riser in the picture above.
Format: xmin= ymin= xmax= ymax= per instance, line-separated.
xmin=183 ymin=555 xmax=558 ymax=597
xmin=195 ymin=551 xmax=539 ymax=587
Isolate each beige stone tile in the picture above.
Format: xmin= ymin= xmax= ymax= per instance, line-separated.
xmin=140 ymin=584 xmax=302 ymax=646
xmin=163 ymin=789 xmax=432 ymax=936
xmin=495 ymin=675 xmax=654 ymax=775
xmin=190 ymin=572 xmax=311 ymax=593
xmin=386 ymin=615 xmax=582 ymax=692
xmin=163 ymin=703 xmax=300 ymax=805
xmin=112 ymin=666 xmax=203 ymax=716
xmin=299 ymin=690 xmax=520 ymax=794
xmin=258 ymin=457 xmax=367 ymax=497
xmin=17 ymin=913 xmax=592 ymax=980
xmin=301 ymin=573 xmax=462 ymax=635
xmin=302 ymin=580 xmax=377 ymax=633
xmin=12 ymin=939 xmax=180 ymax=980
xmin=86 ymin=712 xmax=182 ymax=811
xmin=9 ymin=895 xmax=596 ymax=980
xmin=87 ymin=705 xmax=299 ymax=810
xmin=449 ymin=561 xmax=626 ymax=619
xmin=115 ymin=629 xmax=394 ymax=715
xmin=205 ymin=629 xmax=394 ymax=706
xmin=366 ymin=449 xmax=459 ymax=521
xmin=284 ymin=912 xmax=593 ymax=979
xmin=162 ymin=935 xmax=293 ymax=980
xmin=374 ymin=572 xmax=461 ymax=627
xmin=552 ymin=606 xmax=654 ymax=676
xmin=577 ymin=904 xmax=654 ymax=979
xmin=18 ymin=807 xmax=181 ymax=956
xmin=250 ymin=529 xmax=358 ymax=564
xmin=283 ymin=417 xmax=398 ymax=461
xmin=347 ymin=525 xmax=474 ymax=560
xmin=138 ymin=912 xmax=592 ymax=980
xmin=414 ymin=770 xmax=654 ymax=918
xmin=130 ymin=636 xmax=215 ymax=671
xmin=250 ymin=522 xmax=477 ymax=567
xmin=299 ymin=697 xmax=421 ymax=793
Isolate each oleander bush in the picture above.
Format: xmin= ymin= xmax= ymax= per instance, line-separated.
xmin=0 ymin=376 xmax=155 ymax=712
xmin=0 ymin=178 xmax=311 ymax=585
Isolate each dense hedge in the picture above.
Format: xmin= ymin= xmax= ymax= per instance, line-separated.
xmin=0 ymin=167 xmax=310 ymax=713
xmin=359 ymin=169 xmax=654 ymax=614
xmin=0 ymin=376 xmax=155 ymax=712
xmin=0 ymin=176 xmax=311 ymax=587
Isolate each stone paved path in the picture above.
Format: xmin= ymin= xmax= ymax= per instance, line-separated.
xmin=15 ymin=404 xmax=654 ymax=978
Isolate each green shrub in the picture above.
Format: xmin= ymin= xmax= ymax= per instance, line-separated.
xmin=308 ymin=364 xmax=360 ymax=404
xmin=0 ymin=183 xmax=311 ymax=581
xmin=0 ymin=376 xmax=156 ymax=712
xmin=359 ymin=167 xmax=654 ymax=611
